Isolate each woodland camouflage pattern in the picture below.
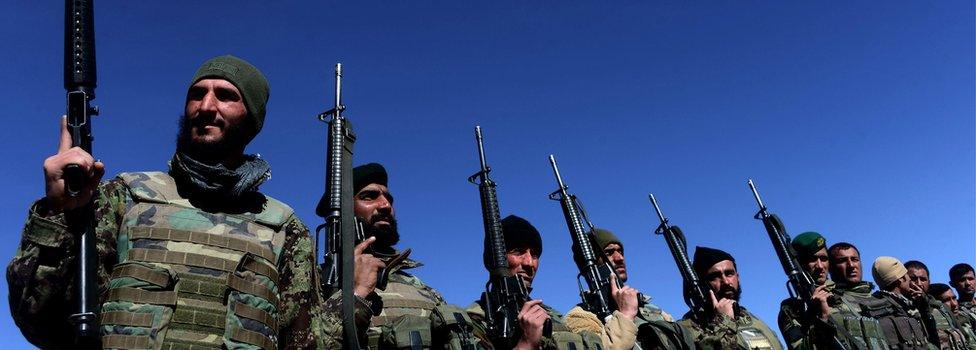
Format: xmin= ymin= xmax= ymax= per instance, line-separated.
xmin=7 ymin=172 xmax=347 ymax=349
xmin=676 ymin=305 xmax=783 ymax=350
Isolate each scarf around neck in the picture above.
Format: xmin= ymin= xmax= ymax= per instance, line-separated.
xmin=169 ymin=151 xmax=271 ymax=199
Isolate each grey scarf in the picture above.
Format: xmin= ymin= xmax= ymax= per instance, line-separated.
xmin=169 ymin=152 xmax=271 ymax=199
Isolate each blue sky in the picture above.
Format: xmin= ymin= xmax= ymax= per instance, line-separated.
xmin=1 ymin=2 xmax=973 ymax=348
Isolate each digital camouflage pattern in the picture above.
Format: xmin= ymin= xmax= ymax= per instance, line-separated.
xmin=467 ymin=300 xmax=605 ymax=349
xmin=7 ymin=171 xmax=348 ymax=349
xmin=918 ymin=294 xmax=975 ymax=350
xmin=345 ymin=251 xmax=487 ymax=350
xmin=677 ymin=305 xmax=783 ymax=350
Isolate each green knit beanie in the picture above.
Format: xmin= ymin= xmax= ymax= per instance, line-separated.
xmin=591 ymin=228 xmax=623 ymax=251
xmin=189 ymin=55 xmax=269 ymax=134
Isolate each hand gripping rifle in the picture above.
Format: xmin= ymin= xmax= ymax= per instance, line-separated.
xmin=469 ymin=127 xmax=547 ymax=347
xmin=648 ymin=194 xmax=711 ymax=321
xmin=315 ymin=63 xmax=363 ymax=350
xmin=547 ymin=155 xmax=636 ymax=321
xmin=64 ymin=0 xmax=100 ymax=345
xmin=747 ymin=180 xmax=850 ymax=350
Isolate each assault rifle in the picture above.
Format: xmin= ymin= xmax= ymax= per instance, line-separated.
xmin=648 ymin=194 xmax=710 ymax=321
xmin=747 ymin=180 xmax=816 ymax=305
xmin=547 ymin=155 xmax=627 ymax=321
xmin=63 ymin=0 xmax=100 ymax=345
xmin=747 ymin=180 xmax=849 ymax=350
xmin=469 ymin=127 xmax=546 ymax=347
xmin=315 ymin=63 xmax=363 ymax=350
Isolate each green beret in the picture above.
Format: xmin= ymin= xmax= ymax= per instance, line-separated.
xmin=791 ymin=231 xmax=827 ymax=258
xmin=591 ymin=228 xmax=622 ymax=251
xmin=190 ymin=55 xmax=269 ymax=134
xmin=353 ymin=163 xmax=388 ymax=193
xmin=693 ymin=246 xmax=735 ymax=276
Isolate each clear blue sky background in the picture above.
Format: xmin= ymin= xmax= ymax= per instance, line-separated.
xmin=2 ymin=2 xmax=973 ymax=348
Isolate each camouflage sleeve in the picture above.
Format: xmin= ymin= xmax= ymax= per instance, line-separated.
xmin=676 ymin=314 xmax=739 ymax=350
xmin=275 ymin=216 xmax=373 ymax=349
xmin=779 ymin=299 xmax=815 ymax=350
xmin=6 ymin=179 xmax=127 ymax=348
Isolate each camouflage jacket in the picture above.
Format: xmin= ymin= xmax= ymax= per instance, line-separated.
xmin=777 ymin=280 xmax=869 ymax=350
xmin=7 ymin=172 xmax=349 ymax=349
xmin=341 ymin=251 xmax=485 ymax=350
xmin=918 ymin=294 xmax=975 ymax=350
xmin=467 ymin=300 xmax=604 ymax=349
xmin=678 ymin=305 xmax=784 ymax=350
xmin=953 ymin=304 xmax=976 ymax=348
xmin=871 ymin=290 xmax=938 ymax=350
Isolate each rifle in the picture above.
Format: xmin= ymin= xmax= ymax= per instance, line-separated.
xmin=747 ymin=180 xmax=851 ymax=350
xmin=469 ymin=127 xmax=543 ymax=347
xmin=547 ymin=155 xmax=623 ymax=321
xmin=648 ymin=194 xmax=710 ymax=321
xmin=315 ymin=63 xmax=362 ymax=350
xmin=63 ymin=0 xmax=100 ymax=345
xmin=747 ymin=180 xmax=816 ymax=304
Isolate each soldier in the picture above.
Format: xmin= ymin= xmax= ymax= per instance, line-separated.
xmin=825 ymin=241 xmax=896 ymax=349
xmin=340 ymin=162 xmax=483 ymax=349
xmin=564 ymin=228 xmax=675 ymax=350
xmin=674 ymin=246 xmax=783 ymax=350
xmin=930 ymin=283 xmax=976 ymax=347
xmin=905 ymin=260 xmax=972 ymax=349
xmin=466 ymin=215 xmax=603 ymax=349
xmin=7 ymin=55 xmax=341 ymax=349
xmin=871 ymin=257 xmax=938 ymax=349
xmin=950 ymin=264 xmax=976 ymax=327
xmin=777 ymin=232 xmax=860 ymax=350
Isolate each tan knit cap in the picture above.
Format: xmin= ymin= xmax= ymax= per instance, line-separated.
xmin=872 ymin=256 xmax=907 ymax=289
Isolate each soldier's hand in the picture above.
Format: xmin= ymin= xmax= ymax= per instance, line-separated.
xmin=610 ymin=274 xmax=639 ymax=321
xmin=810 ymin=285 xmax=831 ymax=321
xmin=353 ymin=236 xmax=386 ymax=297
xmin=515 ymin=299 xmax=549 ymax=350
xmin=710 ymin=290 xmax=736 ymax=320
xmin=43 ymin=116 xmax=104 ymax=214
xmin=908 ymin=281 xmax=925 ymax=301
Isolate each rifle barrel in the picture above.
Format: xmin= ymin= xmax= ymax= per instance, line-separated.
xmin=748 ymin=179 xmax=766 ymax=211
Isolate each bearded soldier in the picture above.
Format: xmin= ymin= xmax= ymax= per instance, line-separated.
xmin=466 ymin=215 xmax=604 ymax=350
xmin=340 ymin=163 xmax=484 ymax=349
xmin=675 ymin=246 xmax=783 ymax=350
xmin=564 ymin=228 xmax=674 ymax=350
xmin=7 ymin=55 xmax=342 ymax=349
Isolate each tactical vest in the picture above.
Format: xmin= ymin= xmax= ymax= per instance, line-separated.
xmin=369 ymin=269 xmax=479 ymax=349
xmin=734 ymin=310 xmax=781 ymax=350
xmin=861 ymin=292 xmax=931 ymax=350
xmin=832 ymin=285 xmax=894 ymax=350
xmin=923 ymin=296 xmax=970 ymax=350
xmin=543 ymin=305 xmax=603 ymax=350
xmin=100 ymin=172 xmax=292 ymax=350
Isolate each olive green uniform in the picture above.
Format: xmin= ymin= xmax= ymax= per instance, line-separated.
xmin=351 ymin=253 xmax=484 ymax=349
xmin=7 ymin=172 xmax=344 ymax=349
xmin=677 ymin=305 xmax=783 ymax=350
xmin=467 ymin=300 xmax=604 ymax=349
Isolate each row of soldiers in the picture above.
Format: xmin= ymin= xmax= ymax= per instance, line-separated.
xmin=9 ymin=55 xmax=973 ymax=350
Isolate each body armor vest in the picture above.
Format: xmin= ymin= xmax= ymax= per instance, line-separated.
xmin=99 ymin=172 xmax=291 ymax=350
xmin=832 ymin=284 xmax=894 ymax=350
xmin=862 ymin=292 xmax=932 ymax=350
xmin=734 ymin=310 xmax=780 ymax=350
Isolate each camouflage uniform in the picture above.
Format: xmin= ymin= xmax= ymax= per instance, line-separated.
xmin=952 ymin=305 xmax=976 ymax=348
xmin=467 ymin=300 xmax=604 ymax=349
xmin=676 ymin=305 xmax=784 ymax=350
xmin=7 ymin=172 xmax=347 ymax=349
xmin=960 ymin=302 xmax=976 ymax=331
xmin=349 ymin=251 xmax=484 ymax=350
xmin=778 ymin=279 xmax=896 ymax=350
xmin=917 ymin=294 xmax=975 ymax=349
xmin=564 ymin=295 xmax=674 ymax=350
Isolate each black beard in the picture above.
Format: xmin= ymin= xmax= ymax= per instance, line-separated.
xmin=718 ymin=285 xmax=742 ymax=302
xmin=175 ymin=114 xmax=254 ymax=163
xmin=363 ymin=214 xmax=399 ymax=250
